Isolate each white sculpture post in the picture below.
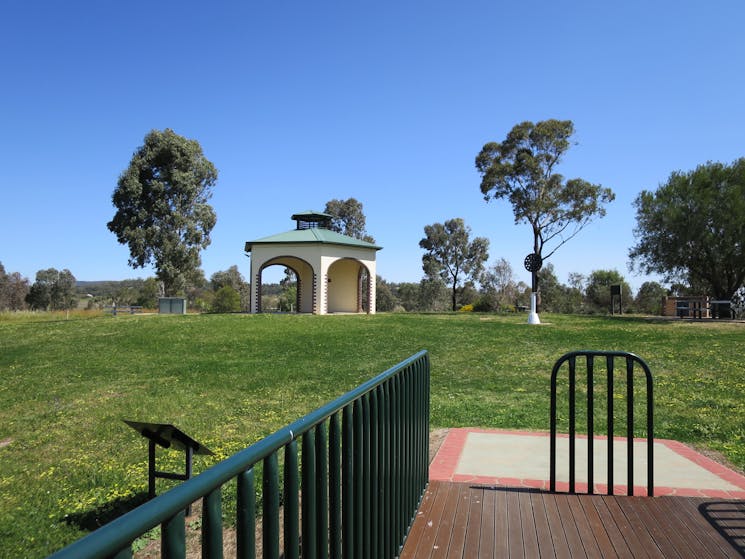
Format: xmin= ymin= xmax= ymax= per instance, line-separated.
xmin=524 ymin=252 xmax=542 ymax=325
xmin=528 ymin=291 xmax=540 ymax=324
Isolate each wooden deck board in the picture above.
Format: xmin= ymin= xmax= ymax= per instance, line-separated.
xmin=463 ymin=486 xmax=483 ymax=558
xmin=478 ymin=484 xmax=496 ymax=558
xmin=402 ymin=482 xmax=744 ymax=558
xmin=540 ymin=491 xmax=571 ymax=559
xmin=578 ymin=496 xmax=616 ymax=558
xmin=529 ymin=492 xmax=555 ymax=559
xmin=588 ymin=496 xmax=634 ymax=558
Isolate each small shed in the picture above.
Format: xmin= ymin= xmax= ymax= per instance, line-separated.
xmin=244 ymin=211 xmax=382 ymax=314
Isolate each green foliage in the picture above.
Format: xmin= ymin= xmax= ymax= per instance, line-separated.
xmin=137 ymin=278 xmax=161 ymax=309
xmin=323 ymin=198 xmax=375 ymax=242
xmin=420 ymin=218 xmax=489 ymax=311
xmin=375 ymin=276 xmax=397 ymax=312
xmin=584 ymin=269 xmax=633 ymax=313
xmin=537 ymin=263 xmax=583 ymax=314
xmin=210 ymin=265 xmax=245 ymax=292
xmin=630 ymin=158 xmax=745 ymax=299
xmin=476 ymin=119 xmax=614 ymax=292
xmin=480 ymin=257 xmax=522 ymax=312
xmin=25 ymin=268 xmax=77 ymax=310
xmin=211 ymin=265 xmax=249 ymax=310
xmin=635 ymin=281 xmax=668 ymax=315
xmin=0 ymin=262 xmax=29 ymax=311
xmin=107 ymin=129 xmax=218 ymax=296
xmin=1 ymin=313 xmax=744 ymax=557
xmin=212 ymin=286 xmax=242 ymax=313
xmin=394 ymin=282 xmax=421 ymax=311
xmin=277 ymin=284 xmax=297 ymax=312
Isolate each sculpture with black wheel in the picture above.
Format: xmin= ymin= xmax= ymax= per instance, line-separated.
xmin=524 ymin=253 xmax=542 ymax=324
xmin=523 ymin=253 xmax=543 ymax=273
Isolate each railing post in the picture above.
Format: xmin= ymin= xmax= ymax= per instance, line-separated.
xmin=284 ymin=440 xmax=299 ymax=559
xmin=315 ymin=422 xmax=329 ymax=559
xmin=381 ymin=381 xmax=391 ymax=559
xmin=236 ymin=469 xmax=256 ymax=559
xmin=362 ymin=394 xmax=372 ymax=559
xmin=202 ymin=488 xmax=223 ymax=559
xmin=606 ymin=355 xmax=615 ymax=495
xmin=263 ymin=453 xmax=280 ymax=559
xmin=369 ymin=387 xmax=380 ymax=559
xmin=342 ymin=405 xmax=354 ymax=558
xmin=568 ymin=355 xmax=576 ymax=494
xmin=646 ymin=362 xmax=654 ymax=497
xmin=353 ymin=398 xmax=364 ymax=558
xmin=161 ymin=510 xmax=185 ymax=559
xmin=302 ymin=430 xmax=317 ymax=559
xmin=587 ymin=355 xmax=595 ymax=495
xmin=626 ymin=357 xmax=635 ymax=495
xmin=329 ymin=413 xmax=342 ymax=559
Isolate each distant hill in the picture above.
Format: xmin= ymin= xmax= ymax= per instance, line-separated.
xmin=76 ymin=279 xmax=148 ymax=297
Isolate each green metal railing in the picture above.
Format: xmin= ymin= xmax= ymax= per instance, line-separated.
xmin=49 ymin=350 xmax=430 ymax=559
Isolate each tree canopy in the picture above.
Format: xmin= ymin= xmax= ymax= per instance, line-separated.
xmin=419 ymin=218 xmax=489 ymax=311
xmin=107 ymin=129 xmax=218 ymax=296
xmin=584 ymin=269 xmax=632 ymax=313
xmin=210 ymin=265 xmax=246 ymax=292
xmin=635 ymin=281 xmax=668 ymax=315
xmin=480 ymin=258 xmax=522 ymax=312
xmin=475 ymin=119 xmax=614 ymax=294
xmin=0 ymin=262 xmax=29 ymax=311
xmin=324 ymin=198 xmax=375 ymax=242
xmin=629 ymin=158 xmax=745 ymax=299
xmin=25 ymin=268 xmax=77 ymax=310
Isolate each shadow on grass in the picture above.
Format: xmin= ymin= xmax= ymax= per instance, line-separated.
xmin=63 ymin=491 xmax=150 ymax=531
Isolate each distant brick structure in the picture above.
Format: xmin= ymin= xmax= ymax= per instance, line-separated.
xmin=662 ymin=296 xmax=710 ymax=318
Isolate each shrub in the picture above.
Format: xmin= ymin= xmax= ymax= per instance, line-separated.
xmin=212 ymin=286 xmax=241 ymax=313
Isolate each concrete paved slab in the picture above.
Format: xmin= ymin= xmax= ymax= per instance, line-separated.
xmin=430 ymin=428 xmax=745 ymax=498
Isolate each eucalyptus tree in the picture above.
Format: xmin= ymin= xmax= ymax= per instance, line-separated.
xmin=25 ymin=268 xmax=77 ymax=310
xmin=324 ymin=197 xmax=375 ymax=242
xmin=419 ymin=218 xmax=489 ymax=311
xmin=630 ymin=158 xmax=745 ymax=299
xmin=108 ymin=129 xmax=218 ymax=296
xmin=476 ymin=119 xmax=614 ymax=322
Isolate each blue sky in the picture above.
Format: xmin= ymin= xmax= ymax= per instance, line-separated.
xmin=2 ymin=1 xmax=743 ymax=291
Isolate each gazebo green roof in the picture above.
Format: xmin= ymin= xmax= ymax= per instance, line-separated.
xmin=290 ymin=210 xmax=334 ymax=222
xmin=245 ymin=226 xmax=381 ymax=253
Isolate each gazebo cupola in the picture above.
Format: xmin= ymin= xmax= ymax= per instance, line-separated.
xmin=245 ymin=211 xmax=381 ymax=315
xmin=292 ymin=210 xmax=333 ymax=230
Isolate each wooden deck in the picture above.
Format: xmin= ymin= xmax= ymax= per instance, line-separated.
xmin=401 ymin=481 xmax=745 ymax=558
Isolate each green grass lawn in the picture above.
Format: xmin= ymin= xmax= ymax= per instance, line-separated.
xmin=1 ymin=312 xmax=744 ymax=557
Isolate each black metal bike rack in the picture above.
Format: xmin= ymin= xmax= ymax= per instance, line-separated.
xmin=549 ymin=350 xmax=654 ymax=496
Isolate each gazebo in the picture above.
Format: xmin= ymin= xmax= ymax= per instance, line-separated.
xmin=244 ymin=211 xmax=381 ymax=314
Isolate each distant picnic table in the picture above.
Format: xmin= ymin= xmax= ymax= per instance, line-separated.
xmin=106 ymin=305 xmax=142 ymax=316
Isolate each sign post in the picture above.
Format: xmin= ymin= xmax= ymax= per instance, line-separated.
xmin=124 ymin=420 xmax=213 ymax=515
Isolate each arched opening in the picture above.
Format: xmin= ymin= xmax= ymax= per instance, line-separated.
xmin=327 ymin=258 xmax=372 ymax=314
xmin=257 ymin=256 xmax=315 ymax=313
xmin=259 ymin=265 xmax=298 ymax=312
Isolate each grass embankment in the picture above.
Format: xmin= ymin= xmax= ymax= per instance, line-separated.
xmin=1 ymin=312 xmax=743 ymax=557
